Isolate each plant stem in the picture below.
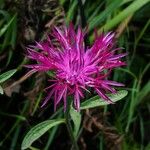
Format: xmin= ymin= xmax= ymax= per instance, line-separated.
xmin=65 ymin=107 xmax=79 ymax=150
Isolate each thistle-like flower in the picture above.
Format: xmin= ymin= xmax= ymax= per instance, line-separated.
xmin=26 ymin=24 xmax=126 ymax=111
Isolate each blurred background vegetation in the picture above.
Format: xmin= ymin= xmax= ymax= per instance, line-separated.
xmin=0 ymin=0 xmax=150 ymax=149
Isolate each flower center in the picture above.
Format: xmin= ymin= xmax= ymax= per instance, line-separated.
xmin=66 ymin=73 xmax=78 ymax=85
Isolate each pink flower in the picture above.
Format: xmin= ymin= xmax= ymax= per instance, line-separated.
xmin=26 ymin=23 xmax=126 ymax=111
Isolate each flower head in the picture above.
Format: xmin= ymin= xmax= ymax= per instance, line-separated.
xmin=26 ymin=23 xmax=126 ymax=111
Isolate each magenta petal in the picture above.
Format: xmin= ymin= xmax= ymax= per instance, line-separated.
xmin=26 ymin=23 xmax=126 ymax=111
xmin=103 ymin=80 xmax=125 ymax=86
xmin=56 ymin=86 xmax=67 ymax=105
xmin=95 ymin=88 xmax=113 ymax=104
xmin=108 ymin=53 xmax=128 ymax=60
xmin=74 ymin=91 xmax=80 ymax=111
xmin=41 ymin=88 xmax=55 ymax=107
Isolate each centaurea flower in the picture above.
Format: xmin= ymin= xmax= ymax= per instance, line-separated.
xmin=26 ymin=24 xmax=126 ymax=111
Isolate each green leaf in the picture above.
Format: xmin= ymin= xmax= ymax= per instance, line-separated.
xmin=80 ymin=90 xmax=128 ymax=110
xmin=100 ymin=0 xmax=150 ymax=32
xmin=46 ymin=71 xmax=55 ymax=77
xmin=89 ymin=0 xmax=123 ymax=31
xmin=0 ymin=69 xmax=17 ymax=83
xmin=0 ymin=112 xmax=26 ymax=121
xmin=0 ymin=10 xmax=10 ymax=22
xmin=66 ymin=0 xmax=77 ymax=23
xmin=70 ymin=105 xmax=81 ymax=137
xmin=0 ymin=85 xmax=3 ymax=94
xmin=21 ymin=119 xmax=65 ymax=150
xmin=136 ymin=81 xmax=150 ymax=105
xmin=10 ymin=14 xmax=17 ymax=49
xmin=0 ymin=14 xmax=16 ymax=37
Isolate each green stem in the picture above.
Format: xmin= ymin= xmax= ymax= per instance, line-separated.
xmin=65 ymin=107 xmax=79 ymax=150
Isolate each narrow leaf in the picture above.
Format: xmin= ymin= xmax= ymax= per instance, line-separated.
xmin=70 ymin=106 xmax=81 ymax=137
xmin=80 ymin=90 xmax=128 ymax=110
xmin=89 ymin=0 xmax=122 ymax=31
xmin=100 ymin=0 xmax=150 ymax=32
xmin=0 ymin=69 xmax=17 ymax=83
xmin=0 ymin=85 xmax=3 ymax=94
xmin=21 ymin=119 xmax=65 ymax=150
xmin=136 ymin=81 xmax=150 ymax=105
xmin=0 ymin=14 xmax=16 ymax=37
